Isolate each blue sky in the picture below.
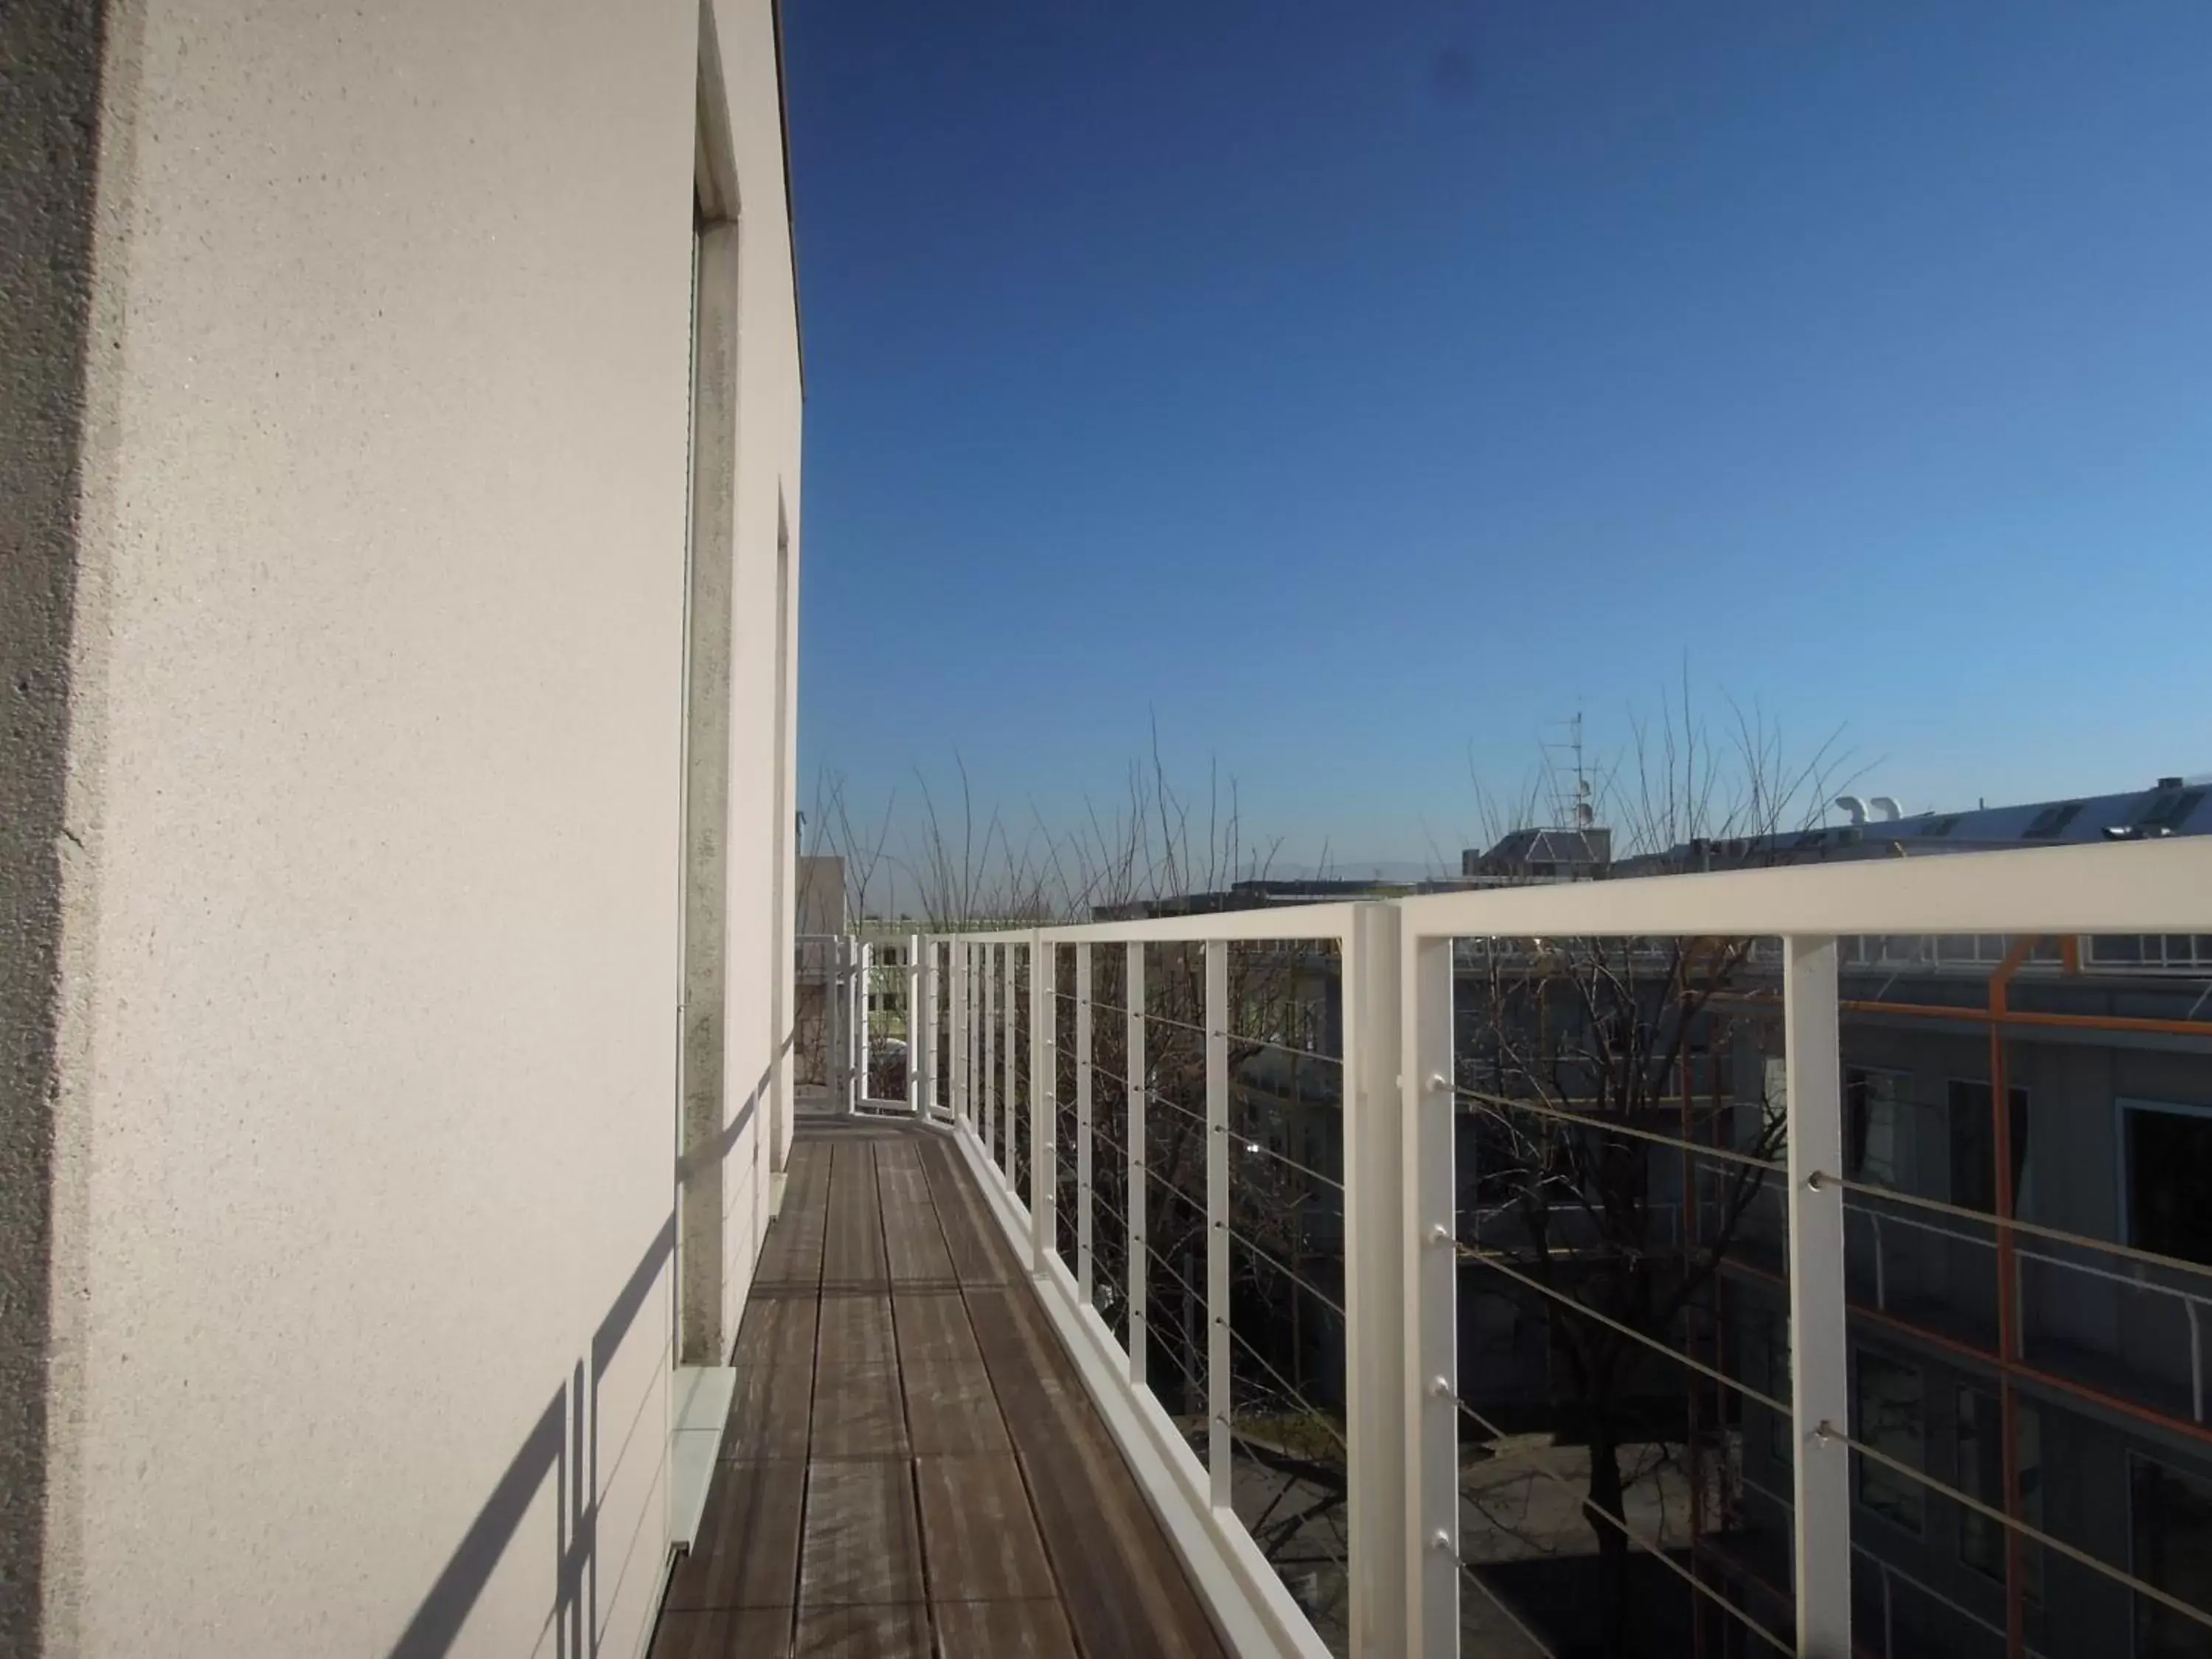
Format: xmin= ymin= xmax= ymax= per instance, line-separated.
xmin=785 ymin=1 xmax=2212 ymax=871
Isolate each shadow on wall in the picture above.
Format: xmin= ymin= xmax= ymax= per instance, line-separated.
xmin=386 ymin=1042 xmax=784 ymax=1659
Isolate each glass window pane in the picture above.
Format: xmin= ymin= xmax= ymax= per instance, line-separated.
xmin=1855 ymin=1353 xmax=1924 ymax=1533
xmin=2132 ymin=1457 xmax=2212 ymax=1658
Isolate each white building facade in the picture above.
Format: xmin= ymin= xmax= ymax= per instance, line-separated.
xmin=1 ymin=1 xmax=802 ymax=1653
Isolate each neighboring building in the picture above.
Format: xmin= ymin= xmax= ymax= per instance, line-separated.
xmin=4 ymin=4 xmax=801 ymax=1655
xmin=1439 ymin=776 xmax=2212 ymax=1658
xmin=1461 ymin=824 xmax=1614 ymax=882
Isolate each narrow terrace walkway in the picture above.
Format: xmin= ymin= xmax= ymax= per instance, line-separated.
xmin=648 ymin=1119 xmax=1231 ymax=1659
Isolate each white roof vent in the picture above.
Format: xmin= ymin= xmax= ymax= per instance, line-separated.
xmin=1834 ymin=796 xmax=1867 ymax=827
xmin=1869 ymin=796 xmax=1902 ymax=822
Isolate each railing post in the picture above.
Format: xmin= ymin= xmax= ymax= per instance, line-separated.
xmin=908 ymin=932 xmax=925 ymax=1118
xmin=1032 ymin=934 xmax=1054 ymax=1273
xmin=1345 ymin=904 xmax=1409 ymax=1658
xmin=983 ymin=945 xmax=998 ymax=1159
xmin=1076 ymin=943 xmax=1095 ymax=1306
xmin=950 ymin=943 xmax=966 ymax=1128
xmin=849 ymin=937 xmax=866 ymax=1113
xmin=1205 ymin=939 xmax=1231 ymax=1512
xmin=1402 ymin=922 xmax=1458 ymax=1652
xmin=1128 ymin=942 xmax=1147 ymax=1389
xmin=1003 ymin=941 xmax=1018 ymax=1182
xmin=1785 ymin=934 xmax=1852 ymax=1657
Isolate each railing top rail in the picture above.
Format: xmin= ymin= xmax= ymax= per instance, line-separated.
xmin=1398 ymin=835 xmax=2211 ymax=941
xmin=932 ymin=900 xmax=1367 ymax=947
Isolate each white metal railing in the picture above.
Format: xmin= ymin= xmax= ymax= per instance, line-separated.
xmin=896 ymin=836 xmax=2212 ymax=1658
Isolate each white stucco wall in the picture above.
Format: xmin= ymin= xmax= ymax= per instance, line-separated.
xmin=41 ymin=0 xmax=802 ymax=1653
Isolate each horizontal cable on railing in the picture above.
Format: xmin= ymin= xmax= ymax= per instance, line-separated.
xmin=1140 ymin=1235 xmax=1213 ymax=1318
xmin=1144 ymin=1011 xmax=1211 ymax=1041
xmin=1450 ymin=1392 xmax=1793 ymax=1655
xmin=1233 ymin=1030 xmax=1344 ymax=1069
xmin=1453 ymin=1085 xmax=1784 ymax=1175
xmin=1455 ymin=1244 xmax=1788 ymax=1416
xmin=1143 ymin=1089 xmax=1211 ymax=1138
xmin=1229 ymin=1228 xmax=1347 ymax=1321
xmin=1453 ymin=1557 xmax=1559 ymax=1659
xmin=1222 ymin=1416 xmax=1352 ymax=1589
xmin=1826 ymin=1170 xmax=2212 ymax=1288
xmin=1222 ymin=1328 xmax=1349 ymax=1460
xmin=1834 ymin=1425 xmax=2212 ymax=1636
xmin=1829 ymin=1187 xmax=2212 ymax=1310
xmin=1225 ymin=1133 xmax=1343 ymax=1194
xmin=1731 ymin=1470 xmax=2056 ymax=1659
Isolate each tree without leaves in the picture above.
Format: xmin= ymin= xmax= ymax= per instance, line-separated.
xmin=1458 ymin=684 xmax=1867 ymax=1656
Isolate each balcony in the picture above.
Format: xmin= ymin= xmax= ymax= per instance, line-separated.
xmin=700 ymin=835 xmax=2212 ymax=1658
xmin=651 ymin=1118 xmax=1225 ymax=1657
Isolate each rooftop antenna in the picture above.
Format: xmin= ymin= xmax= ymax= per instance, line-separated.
xmin=1541 ymin=706 xmax=1596 ymax=830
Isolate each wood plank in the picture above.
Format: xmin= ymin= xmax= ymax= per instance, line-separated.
xmin=914 ymin=1454 xmax=1057 ymax=1601
xmin=1012 ymin=1428 xmax=1222 ymax=1659
xmin=962 ymin=1288 xmax=1074 ymax=1419
xmin=798 ymin=1459 xmax=925 ymax=1606
xmin=972 ymin=1278 xmax=1226 ymax=1658
xmin=917 ymin=1135 xmax=1006 ymax=1284
xmin=664 ymin=1461 xmax=807 ymax=1610
xmin=726 ymin=1359 xmax=814 ymax=1461
xmin=807 ymin=1364 xmax=907 ymax=1458
xmin=899 ymin=1363 xmax=1009 ymax=1458
xmin=734 ymin=1297 xmax=819 ymax=1374
xmin=813 ymin=1294 xmax=896 ymax=1370
xmin=821 ymin=1141 xmax=887 ymax=1287
xmin=933 ymin=1599 xmax=1079 ymax=1659
xmin=878 ymin=1150 xmax=956 ymax=1285
xmin=891 ymin=1293 xmax=983 ymax=1370
xmin=790 ymin=1601 xmax=931 ymax=1658
xmin=649 ymin=1607 xmax=793 ymax=1659
xmin=757 ymin=1143 xmax=831 ymax=1287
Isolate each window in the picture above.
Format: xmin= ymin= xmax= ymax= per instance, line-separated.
xmin=1740 ymin=1309 xmax=1792 ymax=1464
xmin=2022 ymin=801 xmax=2082 ymax=840
xmin=1958 ymin=1386 xmax=2042 ymax=1599
xmin=1924 ymin=815 xmax=1961 ymax=838
xmin=2124 ymin=1103 xmax=2212 ymax=1267
xmin=1854 ymin=1353 xmax=1924 ymax=1532
xmin=1846 ymin=1068 xmax=1906 ymax=1187
xmin=2131 ymin=1456 xmax=2212 ymax=1659
xmin=2140 ymin=789 xmax=2207 ymax=832
xmin=1948 ymin=1080 xmax=2029 ymax=1214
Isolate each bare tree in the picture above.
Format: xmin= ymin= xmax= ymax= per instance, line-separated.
xmin=1456 ymin=686 xmax=1865 ymax=1655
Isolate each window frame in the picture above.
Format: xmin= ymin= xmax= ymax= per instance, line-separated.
xmin=1851 ymin=1347 xmax=1927 ymax=1537
xmin=2115 ymin=1096 xmax=2212 ymax=1265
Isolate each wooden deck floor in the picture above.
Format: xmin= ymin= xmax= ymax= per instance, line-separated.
xmin=647 ymin=1119 xmax=1230 ymax=1659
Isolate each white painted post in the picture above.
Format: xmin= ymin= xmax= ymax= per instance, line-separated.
xmin=849 ymin=938 xmax=866 ymax=1113
xmin=1402 ymin=924 xmax=1459 ymax=1650
xmin=1344 ymin=905 xmax=1410 ymax=1658
xmin=1032 ymin=934 xmax=1054 ymax=1274
xmin=908 ymin=932 xmax=925 ymax=1118
xmin=1128 ymin=943 xmax=1148 ymax=1388
xmin=1076 ymin=943 xmax=1095 ymax=1306
xmin=1206 ymin=939 xmax=1231 ymax=1512
xmin=1786 ymin=934 xmax=1852 ymax=1658
xmin=950 ymin=943 xmax=967 ymax=1129
xmin=1003 ymin=941 xmax=1018 ymax=1184
xmin=982 ymin=945 xmax=998 ymax=1160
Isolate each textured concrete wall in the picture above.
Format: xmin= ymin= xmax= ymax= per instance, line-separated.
xmin=0 ymin=1 xmax=114 ymax=1646
xmin=25 ymin=0 xmax=804 ymax=1652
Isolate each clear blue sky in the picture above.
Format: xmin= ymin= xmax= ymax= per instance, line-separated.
xmin=785 ymin=1 xmax=2211 ymax=869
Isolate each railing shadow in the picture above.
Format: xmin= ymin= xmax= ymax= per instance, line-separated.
xmin=386 ymin=1035 xmax=787 ymax=1659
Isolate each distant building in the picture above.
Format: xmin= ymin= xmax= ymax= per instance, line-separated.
xmin=1461 ymin=825 xmax=1613 ymax=882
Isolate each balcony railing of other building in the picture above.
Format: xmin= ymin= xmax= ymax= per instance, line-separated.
xmin=828 ymin=835 xmax=2209 ymax=1658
